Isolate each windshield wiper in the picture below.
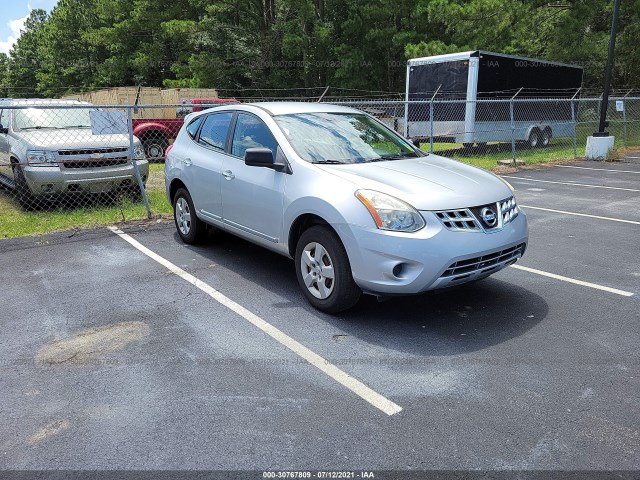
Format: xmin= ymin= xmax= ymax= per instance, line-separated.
xmin=311 ymin=160 xmax=346 ymax=164
xmin=375 ymin=153 xmax=419 ymax=161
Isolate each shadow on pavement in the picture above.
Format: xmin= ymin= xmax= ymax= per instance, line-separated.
xmin=182 ymin=229 xmax=548 ymax=357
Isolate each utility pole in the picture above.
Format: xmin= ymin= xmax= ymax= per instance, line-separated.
xmin=595 ymin=0 xmax=622 ymax=136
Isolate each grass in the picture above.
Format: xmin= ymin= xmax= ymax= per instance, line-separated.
xmin=0 ymin=163 xmax=172 ymax=239
xmin=427 ymin=141 xmax=580 ymax=170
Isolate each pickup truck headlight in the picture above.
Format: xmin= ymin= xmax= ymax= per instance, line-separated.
xmin=134 ymin=145 xmax=146 ymax=160
xmin=27 ymin=150 xmax=58 ymax=166
xmin=356 ymin=189 xmax=425 ymax=232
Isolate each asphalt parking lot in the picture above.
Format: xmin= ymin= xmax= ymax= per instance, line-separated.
xmin=1 ymin=156 xmax=639 ymax=477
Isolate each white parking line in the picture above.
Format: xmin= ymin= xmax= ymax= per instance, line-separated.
xmin=511 ymin=265 xmax=634 ymax=297
xmin=503 ymin=176 xmax=640 ymax=193
xmin=555 ymin=165 xmax=640 ymax=174
xmin=520 ymin=205 xmax=640 ymax=226
xmin=108 ymin=227 xmax=403 ymax=417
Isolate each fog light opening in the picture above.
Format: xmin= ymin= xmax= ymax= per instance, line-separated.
xmin=392 ymin=263 xmax=406 ymax=279
xmin=41 ymin=184 xmax=54 ymax=193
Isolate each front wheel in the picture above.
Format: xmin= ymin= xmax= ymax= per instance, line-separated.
xmin=13 ymin=164 xmax=36 ymax=210
xmin=173 ymin=188 xmax=206 ymax=244
xmin=527 ymin=128 xmax=541 ymax=148
xmin=295 ymin=225 xmax=361 ymax=313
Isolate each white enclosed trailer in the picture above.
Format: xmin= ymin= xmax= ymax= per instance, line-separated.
xmin=404 ymin=51 xmax=583 ymax=148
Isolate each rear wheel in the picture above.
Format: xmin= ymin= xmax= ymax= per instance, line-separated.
xmin=295 ymin=225 xmax=361 ymax=313
xmin=540 ymin=128 xmax=552 ymax=147
xmin=12 ymin=164 xmax=36 ymax=210
xmin=173 ymin=188 xmax=206 ymax=244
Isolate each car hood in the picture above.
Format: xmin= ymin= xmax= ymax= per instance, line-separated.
xmin=315 ymin=155 xmax=513 ymax=210
xmin=12 ymin=129 xmax=133 ymax=151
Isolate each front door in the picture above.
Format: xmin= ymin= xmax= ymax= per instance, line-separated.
xmin=221 ymin=112 xmax=286 ymax=244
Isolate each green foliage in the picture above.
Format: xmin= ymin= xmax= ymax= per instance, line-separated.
xmin=5 ymin=9 xmax=48 ymax=97
xmin=1 ymin=0 xmax=639 ymax=96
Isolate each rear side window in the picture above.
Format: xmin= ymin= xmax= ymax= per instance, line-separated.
xmin=198 ymin=112 xmax=233 ymax=151
xmin=186 ymin=116 xmax=204 ymax=139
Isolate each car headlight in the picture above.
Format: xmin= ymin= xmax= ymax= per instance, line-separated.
xmin=134 ymin=145 xmax=146 ymax=160
xmin=355 ymin=189 xmax=425 ymax=232
xmin=26 ymin=150 xmax=58 ymax=166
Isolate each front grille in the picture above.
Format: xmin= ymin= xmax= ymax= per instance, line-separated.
xmin=442 ymin=243 xmax=526 ymax=278
xmin=63 ymin=157 xmax=129 ymax=169
xmin=58 ymin=147 xmax=129 ymax=156
xmin=436 ymin=196 xmax=519 ymax=232
xmin=435 ymin=209 xmax=482 ymax=231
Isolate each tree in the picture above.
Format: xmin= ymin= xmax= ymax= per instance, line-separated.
xmin=5 ymin=9 xmax=48 ymax=98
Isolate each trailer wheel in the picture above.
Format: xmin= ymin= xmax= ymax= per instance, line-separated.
xmin=541 ymin=128 xmax=552 ymax=147
xmin=527 ymin=129 xmax=541 ymax=148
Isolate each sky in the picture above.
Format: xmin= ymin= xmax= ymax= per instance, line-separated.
xmin=0 ymin=0 xmax=58 ymax=55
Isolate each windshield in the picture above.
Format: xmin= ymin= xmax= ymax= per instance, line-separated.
xmin=274 ymin=112 xmax=419 ymax=164
xmin=13 ymin=108 xmax=93 ymax=130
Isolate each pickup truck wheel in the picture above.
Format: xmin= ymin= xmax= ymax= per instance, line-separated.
xmin=295 ymin=225 xmax=361 ymax=314
xmin=12 ymin=164 xmax=36 ymax=210
xmin=143 ymin=137 xmax=168 ymax=161
xmin=173 ymin=188 xmax=205 ymax=244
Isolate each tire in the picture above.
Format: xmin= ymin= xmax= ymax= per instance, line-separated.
xmin=143 ymin=136 xmax=169 ymax=162
xmin=527 ymin=128 xmax=541 ymax=148
xmin=541 ymin=128 xmax=552 ymax=147
xmin=295 ymin=225 xmax=361 ymax=313
xmin=173 ymin=188 xmax=206 ymax=244
xmin=12 ymin=164 xmax=36 ymax=210
xmin=462 ymin=142 xmax=474 ymax=149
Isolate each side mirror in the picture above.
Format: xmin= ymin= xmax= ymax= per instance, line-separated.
xmin=244 ymin=148 xmax=286 ymax=172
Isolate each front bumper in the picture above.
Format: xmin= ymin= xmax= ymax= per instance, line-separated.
xmin=340 ymin=210 xmax=528 ymax=295
xmin=23 ymin=160 xmax=149 ymax=195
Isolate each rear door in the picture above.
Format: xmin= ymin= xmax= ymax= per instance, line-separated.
xmin=220 ymin=112 xmax=286 ymax=244
xmin=185 ymin=111 xmax=234 ymax=223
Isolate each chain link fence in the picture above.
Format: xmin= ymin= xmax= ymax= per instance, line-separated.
xmin=1 ymin=96 xmax=639 ymax=238
xmin=329 ymin=96 xmax=640 ymax=165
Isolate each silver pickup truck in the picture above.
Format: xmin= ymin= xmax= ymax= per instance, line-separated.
xmin=0 ymin=98 xmax=149 ymax=209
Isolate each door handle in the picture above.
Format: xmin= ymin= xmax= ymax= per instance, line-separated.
xmin=182 ymin=157 xmax=193 ymax=166
xmin=222 ymin=170 xmax=235 ymax=180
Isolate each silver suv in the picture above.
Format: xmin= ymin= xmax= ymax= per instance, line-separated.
xmin=165 ymin=102 xmax=528 ymax=313
xmin=0 ymin=99 xmax=149 ymax=209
